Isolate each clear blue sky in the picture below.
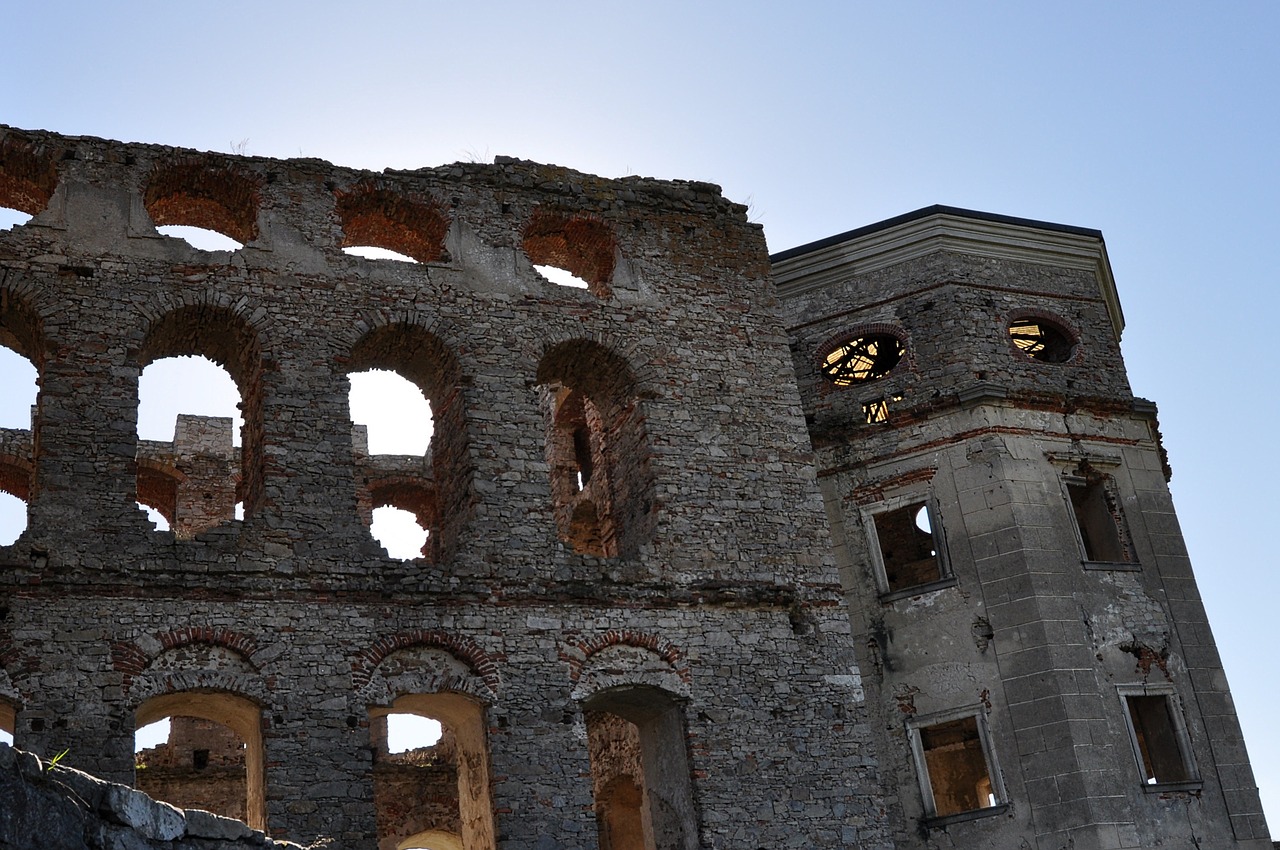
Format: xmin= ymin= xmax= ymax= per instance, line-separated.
xmin=4 ymin=0 xmax=1277 ymax=830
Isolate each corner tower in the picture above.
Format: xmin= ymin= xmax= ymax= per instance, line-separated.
xmin=773 ymin=207 xmax=1270 ymax=850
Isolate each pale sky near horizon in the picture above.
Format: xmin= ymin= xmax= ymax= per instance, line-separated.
xmin=2 ymin=0 xmax=1277 ymax=832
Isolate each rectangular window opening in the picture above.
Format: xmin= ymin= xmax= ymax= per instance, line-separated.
xmin=1067 ymin=478 xmax=1130 ymax=563
xmin=914 ymin=715 xmax=1002 ymax=818
xmin=1124 ymin=694 xmax=1195 ymax=785
xmin=873 ymin=500 xmax=945 ymax=593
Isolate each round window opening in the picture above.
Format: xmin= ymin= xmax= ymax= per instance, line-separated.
xmin=1009 ymin=318 xmax=1075 ymax=363
xmin=820 ymin=334 xmax=905 ymax=386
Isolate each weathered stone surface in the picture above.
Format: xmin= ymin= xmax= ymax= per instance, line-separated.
xmin=0 ymin=128 xmax=1269 ymax=850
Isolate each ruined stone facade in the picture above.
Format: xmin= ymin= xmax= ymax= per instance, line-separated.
xmin=0 ymin=125 xmax=1270 ymax=850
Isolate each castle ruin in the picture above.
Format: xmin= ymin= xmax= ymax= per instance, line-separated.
xmin=0 ymin=125 xmax=1270 ymax=850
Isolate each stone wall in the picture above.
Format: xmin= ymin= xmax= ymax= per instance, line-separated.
xmin=0 ymin=125 xmax=889 ymax=849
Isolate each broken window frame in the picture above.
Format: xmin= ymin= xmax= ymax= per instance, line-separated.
xmin=1007 ymin=314 xmax=1077 ymax=364
xmin=906 ymin=706 xmax=1008 ymax=824
xmin=863 ymin=493 xmax=955 ymax=599
xmin=1061 ymin=471 xmax=1138 ymax=569
xmin=1116 ymin=684 xmax=1200 ymax=790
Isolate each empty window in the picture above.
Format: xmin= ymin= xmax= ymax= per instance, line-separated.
xmin=134 ymin=693 xmax=265 ymax=830
xmin=335 ymin=184 xmax=449 ymax=264
xmin=820 ymin=333 xmax=905 ymax=386
xmin=1121 ymin=690 xmax=1197 ymax=786
xmin=1065 ymin=472 xmax=1131 ymax=564
xmin=348 ymin=326 xmax=468 ymax=564
xmin=0 ymin=207 xmax=32 ymax=230
xmin=522 ymin=209 xmax=617 ymax=298
xmin=371 ymin=694 xmax=494 ymax=850
xmin=909 ymin=712 xmax=1004 ymax=819
xmin=144 ymin=158 xmax=259 ymax=248
xmin=1009 ymin=316 xmax=1075 ymax=363
xmin=869 ymin=500 xmax=948 ymax=594
xmin=0 ymin=295 xmax=42 ymax=546
xmin=137 ymin=356 xmax=242 ymax=538
xmin=349 ymin=368 xmax=436 ymax=560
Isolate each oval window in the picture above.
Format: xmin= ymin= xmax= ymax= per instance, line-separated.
xmin=820 ymin=334 xmax=905 ymax=386
xmin=1009 ymin=318 xmax=1075 ymax=363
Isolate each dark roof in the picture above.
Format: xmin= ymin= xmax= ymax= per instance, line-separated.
xmin=769 ymin=204 xmax=1104 ymax=263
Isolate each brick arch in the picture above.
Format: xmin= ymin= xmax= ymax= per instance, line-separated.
xmin=518 ymin=332 xmax=660 ymax=399
xmin=352 ymin=630 xmax=500 ymax=699
xmin=0 ymin=454 xmax=32 ymax=502
xmin=143 ymin=155 xmax=263 ymax=245
xmin=111 ymin=626 xmax=263 ymax=696
xmin=135 ymin=457 xmax=183 ymax=525
xmin=334 ymin=308 xmax=468 ymax=375
xmin=522 ymin=207 xmax=618 ymax=297
xmin=564 ymin=630 xmax=689 ymax=684
xmin=0 ymin=132 xmax=61 ymax=217
xmin=334 ymin=180 xmax=451 ymax=263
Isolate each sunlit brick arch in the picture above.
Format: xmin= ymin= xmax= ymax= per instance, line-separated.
xmin=143 ymin=155 xmax=262 ymax=245
xmin=353 ymin=631 xmax=499 ymax=702
xmin=522 ymin=207 xmax=618 ymax=297
xmin=335 ymin=181 xmax=451 ymax=264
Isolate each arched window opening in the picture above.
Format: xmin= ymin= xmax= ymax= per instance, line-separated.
xmin=136 ymin=307 xmax=263 ymax=526
xmin=523 ymin=209 xmax=616 ymax=298
xmin=0 ymin=208 xmax=32 ymax=231
xmin=134 ymin=692 xmax=265 ymax=831
xmin=583 ymin=686 xmax=698 ymax=850
xmin=1009 ymin=315 xmax=1076 ymax=363
xmin=144 ymin=158 xmax=260 ymax=248
xmin=371 ymin=694 xmax=493 ymax=850
xmin=349 ymin=327 xmax=469 ymax=564
xmin=336 ymin=185 xmax=449 ymax=264
xmin=137 ymin=356 xmax=242 ymax=538
xmin=352 ymin=368 xmax=437 ymax=560
xmin=537 ymin=341 xmax=654 ymax=558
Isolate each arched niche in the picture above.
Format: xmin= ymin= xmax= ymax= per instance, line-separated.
xmin=535 ymin=339 xmax=655 ymax=558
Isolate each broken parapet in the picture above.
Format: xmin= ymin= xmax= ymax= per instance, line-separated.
xmin=0 ymin=743 xmax=307 ymax=850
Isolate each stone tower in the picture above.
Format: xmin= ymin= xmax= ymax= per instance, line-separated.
xmin=773 ymin=207 xmax=1271 ymax=850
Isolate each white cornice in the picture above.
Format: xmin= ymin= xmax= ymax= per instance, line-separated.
xmin=771 ymin=211 xmax=1124 ymax=340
